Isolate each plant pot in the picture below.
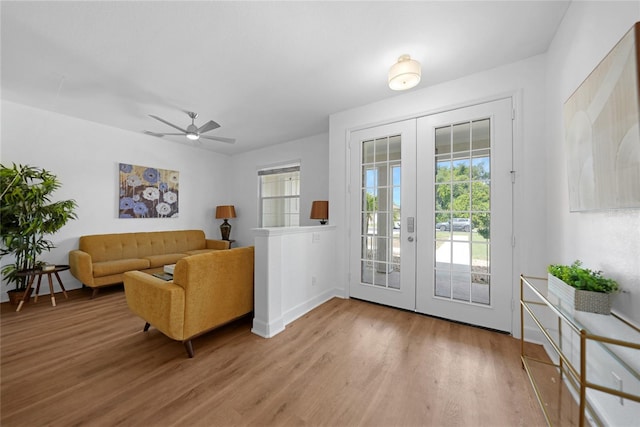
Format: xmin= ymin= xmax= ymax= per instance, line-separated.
xmin=6 ymin=288 xmax=33 ymax=306
xmin=548 ymin=273 xmax=612 ymax=315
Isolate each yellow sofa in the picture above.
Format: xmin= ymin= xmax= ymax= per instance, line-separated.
xmin=123 ymin=246 xmax=254 ymax=357
xmin=68 ymin=230 xmax=230 ymax=297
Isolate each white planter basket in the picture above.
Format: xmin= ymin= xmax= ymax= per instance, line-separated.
xmin=547 ymin=273 xmax=612 ymax=315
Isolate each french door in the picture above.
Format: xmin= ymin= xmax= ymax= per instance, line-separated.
xmin=349 ymin=98 xmax=513 ymax=332
xmin=349 ymin=120 xmax=416 ymax=311
xmin=416 ymin=99 xmax=513 ymax=332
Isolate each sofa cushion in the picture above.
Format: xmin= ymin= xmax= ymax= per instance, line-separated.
xmin=143 ymin=253 xmax=188 ymax=268
xmin=93 ymin=258 xmax=150 ymax=277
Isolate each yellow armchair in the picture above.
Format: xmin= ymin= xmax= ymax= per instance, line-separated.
xmin=123 ymin=246 xmax=254 ymax=357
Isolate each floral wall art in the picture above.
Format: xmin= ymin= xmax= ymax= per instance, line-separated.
xmin=118 ymin=163 xmax=179 ymax=218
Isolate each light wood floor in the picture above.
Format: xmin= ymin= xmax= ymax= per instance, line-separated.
xmin=2 ymin=287 xmax=559 ymax=426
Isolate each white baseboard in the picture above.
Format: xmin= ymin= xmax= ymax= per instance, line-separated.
xmin=252 ymin=288 xmax=342 ymax=339
xmin=251 ymin=317 xmax=285 ymax=338
xmin=282 ymin=288 xmax=341 ymax=326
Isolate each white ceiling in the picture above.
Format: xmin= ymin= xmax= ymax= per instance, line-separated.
xmin=1 ymin=1 xmax=570 ymax=155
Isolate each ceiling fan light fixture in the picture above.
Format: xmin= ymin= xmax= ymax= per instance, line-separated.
xmin=388 ymin=54 xmax=421 ymax=91
xmin=146 ymin=111 xmax=235 ymax=144
xmin=186 ymin=123 xmax=200 ymax=140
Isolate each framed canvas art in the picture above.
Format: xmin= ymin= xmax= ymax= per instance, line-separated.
xmin=564 ymin=22 xmax=640 ymax=211
xmin=118 ymin=163 xmax=179 ymax=218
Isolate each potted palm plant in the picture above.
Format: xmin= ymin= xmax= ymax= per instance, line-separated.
xmin=1 ymin=164 xmax=78 ymax=304
xmin=547 ymin=260 xmax=620 ymax=315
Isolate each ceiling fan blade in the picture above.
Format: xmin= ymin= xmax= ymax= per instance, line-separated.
xmin=144 ymin=131 xmax=187 ymax=137
xmin=200 ymin=135 xmax=236 ymax=144
xmin=149 ymin=115 xmax=188 ymax=133
xmin=143 ymin=130 xmax=166 ymax=137
xmin=197 ymin=120 xmax=220 ymax=134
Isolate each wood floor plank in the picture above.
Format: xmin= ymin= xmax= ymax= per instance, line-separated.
xmin=2 ymin=289 xmax=555 ymax=426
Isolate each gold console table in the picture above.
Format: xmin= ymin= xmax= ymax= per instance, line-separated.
xmin=520 ymin=274 xmax=640 ymax=426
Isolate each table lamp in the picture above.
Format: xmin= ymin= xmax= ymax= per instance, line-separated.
xmin=215 ymin=205 xmax=236 ymax=240
xmin=310 ymin=201 xmax=328 ymax=225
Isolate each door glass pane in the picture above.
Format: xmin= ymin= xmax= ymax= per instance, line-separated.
xmin=452 ymin=159 xmax=470 ymax=181
xmin=363 ymin=140 xmax=375 ymax=164
xmin=434 ymin=119 xmax=491 ymax=305
xmin=436 ymin=159 xmax=452 ymax=182
xmin=452 ymin=122 xmax=470 ymax=153
xmin=472 ymin=152 xmax=490 ymax=180
xmin=435 ymin=127 xmax=451 ymax=156
xmin=374 ymin=138 xmax=388 ymax=162
xmin=452 ymin=272 xmax=472 ymax=302
xmin=360 ymin=135 xmax=401 ymax=289
xmin=472 ymin=119 xmax=490 ymax=149
xmin=389 ymin=135 xmax=401 ymax=161
xmin=435 ymin=269 xmax=451 ymax=298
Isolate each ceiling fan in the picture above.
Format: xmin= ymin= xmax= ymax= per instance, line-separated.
xmin=144 ymin=111 xmax=235 ymax=144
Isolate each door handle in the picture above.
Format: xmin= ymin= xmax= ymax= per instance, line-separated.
xmin=408 ymin=236 xmax=414 ymax=242
xmin=407 ymin=217 xmax=415 ymax=233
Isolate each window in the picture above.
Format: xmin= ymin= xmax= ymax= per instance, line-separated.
xmin=259 ymin=164 xmax=300 ymax=227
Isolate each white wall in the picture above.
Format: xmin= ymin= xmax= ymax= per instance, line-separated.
xmin=544 ymin=5 xmax=640 ymax=423
xmin=230 ymin=132 xmax=329 ymax=248
xmin=545 ymin=1 xmax=640 ymax=326
xmin=1 ymin=100 xmax=232 ymax=300
xmin=329 ymin=55 xmax=549 ymax=332
xmin=252 ymin=226 xmax=338 ymax=338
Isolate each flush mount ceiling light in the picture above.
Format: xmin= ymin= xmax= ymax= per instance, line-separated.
xmin=388 ymin=54 xmax=421 ymax=90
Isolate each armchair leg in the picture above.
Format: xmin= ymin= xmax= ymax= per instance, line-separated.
xmin=90 ymin=288 xmax=99 ymax=299
xmin=143 ymin=322 xmax=150 ymax=332
xmin=183 ymin=340 xmax=194 ymax=358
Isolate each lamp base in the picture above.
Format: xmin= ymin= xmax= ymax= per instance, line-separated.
xmin=220 ymin=219 xmax=232 ymax=241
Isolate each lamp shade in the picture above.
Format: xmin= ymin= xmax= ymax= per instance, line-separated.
xmin=388 ymin=54 xmax=421 ymax=91
xmin=310 ymin=201 xmax=329 ymax=224
xmin=215 ymin=205 xmax=236 ymax=219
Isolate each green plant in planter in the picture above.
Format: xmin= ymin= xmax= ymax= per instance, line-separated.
xmin=0 ymin=164 xmax=78 ymax=291
xmin=547 ymin=260 xmax=619 ymax=293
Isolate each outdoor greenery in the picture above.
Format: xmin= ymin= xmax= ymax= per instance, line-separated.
xmin=435 ymin=158 xmax=490 ymax=239
xmin=548 ymin=260 xmax=620 ymax=294
xmin=1 ymin=164 xmax=78 ymax=290
xmin=364 ymin=157 xmax=491 ymax=237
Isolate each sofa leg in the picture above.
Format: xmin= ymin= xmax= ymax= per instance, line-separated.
xmin=143 ymin=322 xmax=150 ymax=332
xmin=90 ymin=288 xmax=99 ymax=299
xmin=184 ymin=340 xmax=194 ymax=358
